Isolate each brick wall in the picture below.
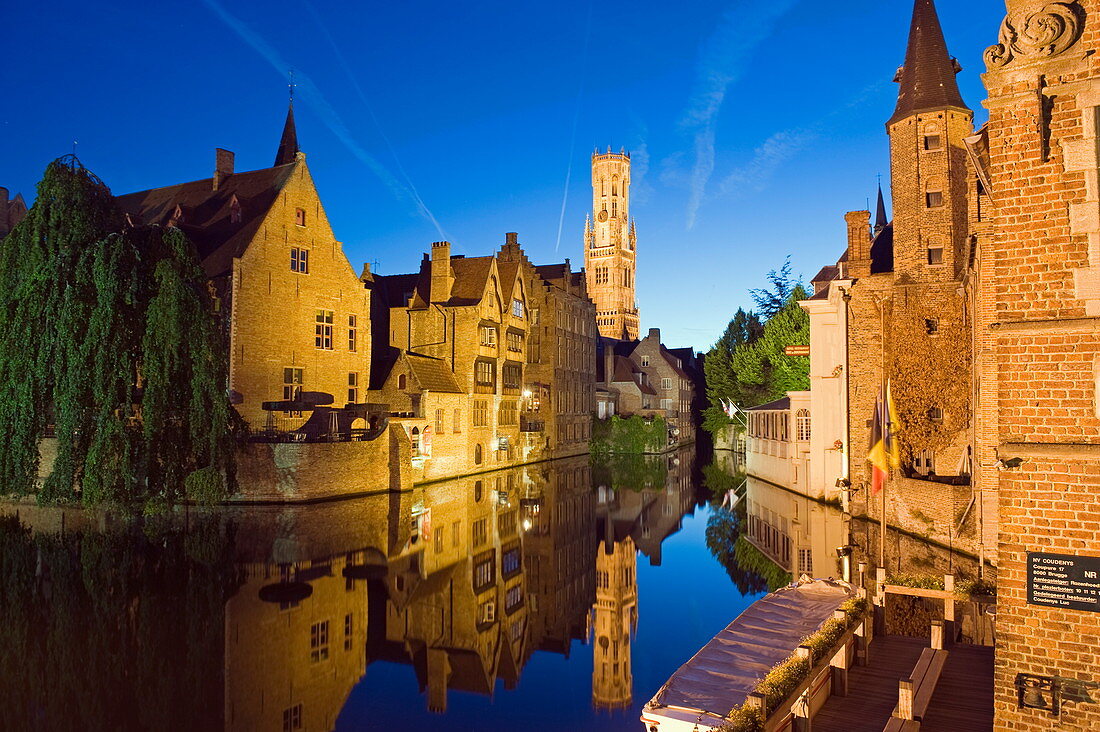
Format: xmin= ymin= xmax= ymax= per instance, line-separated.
xmin=980 ymin=1 xmax=1100 ymax=728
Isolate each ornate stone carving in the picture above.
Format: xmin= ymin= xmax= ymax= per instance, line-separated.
xmin=985 ymin=2 xmax=1084 ymax=68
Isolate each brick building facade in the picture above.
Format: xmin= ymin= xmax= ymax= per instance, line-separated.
xmin=976 ymin=0 xmax=1100 ymax=727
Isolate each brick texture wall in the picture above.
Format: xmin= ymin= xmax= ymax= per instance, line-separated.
xmin=980 ymin=1 xmax=1100 ymax=728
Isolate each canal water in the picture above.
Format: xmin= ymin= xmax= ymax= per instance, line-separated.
xmin=0 ymin=446 xmax=982 ymax=731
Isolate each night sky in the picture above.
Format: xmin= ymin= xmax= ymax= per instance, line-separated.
xmin=3 ymin=0 xmax=1005 ymax=348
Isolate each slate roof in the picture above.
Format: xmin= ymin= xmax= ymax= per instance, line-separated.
xmin=406 ymin=352 xmax=464 ymax=394
xmin=116 ymin=163 xmax=296 ymax=278
xmin=747 ymin=396 xmax=791 ymax=412
xmin=889 ymin=0 xmax=969 ymax=125
xmin=870 ymin=223 xmax=894 ymax=274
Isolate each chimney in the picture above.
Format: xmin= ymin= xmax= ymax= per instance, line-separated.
xmin=430 ymin=241 xmax=454 ymax=303
xmin=505 ymin=232 xmax=518 ymax=246
xmin=213 ymin=148 xmax=234 ymax=191
xmin=648 ymin=328 xmax=661 ymax=342
xmin=603 ymin=344 xmax=615 ymax=386
xmin=845 ymin=210 xmax=872 ymax=278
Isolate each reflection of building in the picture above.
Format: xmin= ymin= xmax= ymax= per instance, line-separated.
xmin=591 ymin=538 xmax=637 ymax=709
xmin=743 ymin=477 xmax=848 ymax=580
xmin=225 ymin=553 xmax=369 ymax=732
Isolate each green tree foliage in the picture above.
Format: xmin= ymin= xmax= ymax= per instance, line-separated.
xmin=703 ymin=309 xmax=764 ymax=433
xmin=705 ymin=507 xmax=769 ymax=596
xmin=748 ymin=256 xmax=797 ymax=319
xmin=0 ymin=157 xmax=236 ymax=507
xmin=0 ymin=515 xmax=238 ymax=730
xmin=730 ymin=285 xmax=811 ymax=405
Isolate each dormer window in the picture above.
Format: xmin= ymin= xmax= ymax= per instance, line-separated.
xmin=229 ymin=196 xmax=242 ymax=224
xmin=295 ymin=207 xmax=306 ymax=226
xmin=512 ymin=299 xmax=524 ymax=319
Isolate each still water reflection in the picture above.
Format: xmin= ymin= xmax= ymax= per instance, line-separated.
xmin=0 ymin=448 xmax=981 ymax=731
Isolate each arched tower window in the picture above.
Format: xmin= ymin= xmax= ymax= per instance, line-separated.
xmin=398 ymin=373 xmax=407 ymax=390
xmin=474 ymin=443 xmax=483 ymax=465
xmin=796 ymin=409 xmax=811 ymax=441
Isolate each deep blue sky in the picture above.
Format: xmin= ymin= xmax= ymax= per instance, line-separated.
xmin=3 ymin=0 xmax=1005 ymax=349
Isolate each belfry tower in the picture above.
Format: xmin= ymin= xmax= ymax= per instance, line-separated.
xmin=590 ymin=537 xmax=638 ymax=710
xmin=585 ymin=148 xmax=639 ymax=340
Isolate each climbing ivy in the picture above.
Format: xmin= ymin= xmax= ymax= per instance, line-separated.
xmin=0 ymin=157 xmax=236 ymax=507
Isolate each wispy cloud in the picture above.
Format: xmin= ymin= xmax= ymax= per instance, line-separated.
xmin=555 ymin=2 xmax=594 ymax=253
xmin=200 ymin=0 xmax=446 ymax=240
xmin=628 ymin=133 xmax=653 ymax=207
xmin=717 ymin=128 xmax=816 ymax=196
xmin=680 ymin=0 xmax=799 ymax=229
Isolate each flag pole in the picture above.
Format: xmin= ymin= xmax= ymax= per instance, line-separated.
xmin=879 ymin=298 xmax=887 ymax=571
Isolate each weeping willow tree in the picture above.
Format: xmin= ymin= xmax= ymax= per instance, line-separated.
xmin=0 ymin=156 xmax=236 ymax=507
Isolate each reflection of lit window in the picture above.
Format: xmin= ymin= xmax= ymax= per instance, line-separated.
xmin=473 ymin=550 xmax=494 ymax=590
xmin=282 ymin=704 xmax=302 ymax=731
xmin=310 ymin=621 xmax=329 ymax=663
xmin=472 ymin=518 xmax=488 ymax=548
xmin=505 ymin=584 xmax=523 ymax=612
xmin=344 ymin=613 xmax=353 ymax=651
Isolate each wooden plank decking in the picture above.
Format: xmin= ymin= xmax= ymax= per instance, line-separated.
xmin=813 ymin=636 xmax=993 ymax=732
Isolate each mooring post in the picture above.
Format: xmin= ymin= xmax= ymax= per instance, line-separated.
xmin=898 ymin=679 xmax=915 ymax=720
xmin=874 ymin=566 xmax=887 ymax=636
xmin=830 ymin=610 xmax=850 ymax=697
xmin=931 ymin=619 xmax=945 ymax=651
xmin=943 ymin=574 xmax=955 ymax=646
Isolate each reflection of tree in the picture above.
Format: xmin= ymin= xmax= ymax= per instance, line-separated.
xmin=701 ymin=462 xmax=743 ymax=505
xmin=590 ymin=453 xmax=668 ymax=492
xmin=705 ymin=507 xmax=768 ymax=596
xmin=0 ymin=514 xmax=240 ymax=731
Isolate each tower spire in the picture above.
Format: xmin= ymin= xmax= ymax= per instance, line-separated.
xmin=874 ymin=181 xmax=888 ymax=235
xmin=275 ymin=74 xmax=300 ymax=166
xmin=889 ymin=0 xmax=969 ymax=125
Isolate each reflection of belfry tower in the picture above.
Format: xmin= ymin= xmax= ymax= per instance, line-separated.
xmin=591 ymin=537 xmax=638 ymax=709
xmin=584 ymin=148 xmax=639 ymax=340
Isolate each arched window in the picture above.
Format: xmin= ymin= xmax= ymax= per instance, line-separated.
xmin=474 ymin=443 xmax=483 ymax=465
xmin=474 ymin=480 xmax=483 ymax=502
xmin=411 ymin=427 xmax=420 ymax=456
xmin=398 ymin=373 xmax=407 ymax=390
xmin=796 ymin=409 xmax=811 ymax=441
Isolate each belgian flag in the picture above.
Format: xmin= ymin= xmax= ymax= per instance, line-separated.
xmin=867 ymin=380 xmax=900 ymax=495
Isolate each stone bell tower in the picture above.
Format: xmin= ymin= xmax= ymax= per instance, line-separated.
xmin=585 ymin=148 xmax=639 ymax=340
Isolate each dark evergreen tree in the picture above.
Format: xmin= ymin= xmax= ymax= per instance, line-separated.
xmin=748 ymin=255 xmax=798 ymax=319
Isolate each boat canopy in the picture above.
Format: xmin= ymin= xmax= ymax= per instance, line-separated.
xmin=646 ymin=578 xmax=853 ymax=724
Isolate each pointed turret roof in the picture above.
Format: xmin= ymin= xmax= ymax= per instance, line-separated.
xmin=274 ymin=103 xmax=299 ymax=166
xmin=874 ymin=184 xmax=888 ymax=234
xmin=889 ymin=0 xmax=969 ymax=125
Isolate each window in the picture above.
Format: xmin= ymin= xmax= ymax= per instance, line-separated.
xmin=230 ymin=197 xmax=242 ymax=224
xmin=290 ymin=247 xmax=309 ymax=273
xmin=310 ymin=620 xmax=329 ymax=662
xmin=398 ymin=373 xmax=407 ymax=390
xmin=475 ymin=360 xmax=496 ymax=387
xmin=505 ymin=584 xmax=523 ymax=612
xmin=924 ymin=134 xmax=942 ymax=151
xmin=283 ymin=368 xmax=303 ymax=400
xmin=295 ymin=207 xmax=306 ymax=226
xmin=641 ymin=355 xmax=650 ymax=367
xmin=473 ymin=400 xmax=488 ymax=427
xmin=472 ymin=520 xmax=489 ymax=549
xmin=611 ymin=200 xmax=618 ymax=218
xmin=507 ymin=331 xmax=523 ymax=353
xmin=348 ymin=372 xmax=359 ymax=404
xmin=530 ymin=308 xmax=539 ymax=325
xmin=474 ymin=443 xmax=483 ymax=465
xmin=315 ymin=310 xmax=334 ymax=350
xmin=434 ymin=526 xmax=444 ymax=554
xmin=796 ymin=409 xmax=811 ymax=441
xmin=502 ymin=363 xmax=521 ymax=390
xmin=473 ymin=550 xmax=494 ymax=591
xmin=926 ymin=190 xmax=943 ymax=208
xmin=914 ymin=449 xmax=936 ymax=475
xmin=512 ymin=299 xmax=524 ymax=319
xmin=927 ymin=247 xmax=944 ymax=265
xmin=925 ymin=318 xmax=940 ymax=335
xmin=660 ymin=398 xmax=673 ymax=410
xmin=453 ymin=409 xmax=462 ymax=433
xmin=499 ymin=511 xmax=517 ymax=537
xmin=480 ymin=325 xmax=497 ymax=347
xmin=502 ymin=547 xmax=521 ymax=576
xmin=662 ymin=377 xmax=672 ymax=391
xmin=410 ymin=427 xmax=420 ymax=456
xmin=348 ymin=315 xmax=358 ymax=351
xmin=344 ymin=613 xmax=353 ymax=650
xmin=596 ymin=267 xmax=609 ymax=285
xmin=435 ymin=409 xmax=444 ymax=434
xmin=474 ymin=480 xmax=483 ymax=502
xmin=798 ymin=548 xmax=813 ymax=575
xmin=499 ymin=400 xmax=518 ymax=426
xmin=452 ymin=520 xmax=461 ymax=547
xmin=283 ymin=704 xmax=303 ymax=732
xmin=928 ymin=406 xmax=944 ymax=422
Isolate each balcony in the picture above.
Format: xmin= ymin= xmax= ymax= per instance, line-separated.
xmin=520 ymin=417 xmax=544 ymax=433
